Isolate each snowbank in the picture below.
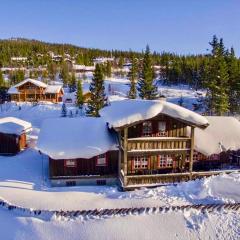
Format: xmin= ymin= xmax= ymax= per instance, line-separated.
xmin=37 ymin=117 xmax=118 ymax=159
xmin=0 ymin=117 xmax=32 ymax=135
xmin=193 ymin=116 xmax=240 ymax=156
xmin=100 ymin=99 xmax=209 ymax=129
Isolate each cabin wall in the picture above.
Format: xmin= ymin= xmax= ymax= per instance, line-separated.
xmin=49 ymin=151 xmax=119 ymax=178
xmin=0 ymin=132 xmax=26 ymax=154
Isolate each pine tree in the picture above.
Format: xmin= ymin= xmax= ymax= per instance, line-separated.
xmin=205 ymin=36 xmax=229 ymax=115
xmin=138 ymin=45 xmax=158 ymax=99
xmin=106 ymin=61 xmax=112 ymax=78
xmin=60 ymin=63 xmax=69 ymax=86
xmin=61 ymin=103 xmax=67 ymax=117
xmin=87 ymin=64 xmax=105 ymax=117
xmin=0 ymin=71 xmax=4 ymax=87
xmin=128 ymin=54 xmax=137 ymax=99
xmin=69 ymin=72 xmax=76 ymax=93
xmin=76 ymin=80 xmax=84 ymax=108
xmin=227 ymin=47 xmax=240 ymax=113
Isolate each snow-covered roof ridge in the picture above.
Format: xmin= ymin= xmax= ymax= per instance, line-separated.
xmin=100 ymin=99 xmax=209 ymax=129
xmin=0 ymin=117 xmax=32 ymax=135
xmin=193 ymin=116 xmax=240 ymax=156
xmin=45 ymin=85 xmax=63 ymax=94
xmin=13 ymin=78 xmax=48 ymax=89
xmin=37 ymin=117 xmax=118 ymax=160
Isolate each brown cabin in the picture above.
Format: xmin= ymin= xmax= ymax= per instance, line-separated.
xmin=0 ymin=117 xmax=32 ymax=155
xmin=37 ymin=117 xmax=119 ymax=187
xmin=8 ymin=78 xmax=64 ymax=103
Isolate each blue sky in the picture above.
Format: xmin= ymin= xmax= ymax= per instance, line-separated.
xmin=1 ymin=0 xmax=240 ymax=55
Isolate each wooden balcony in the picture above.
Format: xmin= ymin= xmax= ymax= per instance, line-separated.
xmin=127 ymin=137 xmax=191 ymax=154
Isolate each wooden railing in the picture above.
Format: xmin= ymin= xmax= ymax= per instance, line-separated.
xmin=124 ymin=169 xmax=240 ymax=188
xmin=127 ymin=137 xmax=191 ymax=152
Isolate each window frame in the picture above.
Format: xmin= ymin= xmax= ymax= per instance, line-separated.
xmin=96 ymin=153 xmax=108 ymax=166
xmin=133 ymin=156 xmax=149 ymax=169
xmin=64 ymin=159 xmax=77 ymax=168
xmin=158 ymin=155 xmax=173 ymax=168
xmin=142 ymin=121 xmax=153 ymax=136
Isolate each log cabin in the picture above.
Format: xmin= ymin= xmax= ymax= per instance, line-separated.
xmin=186 ymin=116 xmax=240 ymax=171
xmin=0 ymin=117 xmax=32 ymax=155
xmin=37 ymin=117 xmax=118 ymax=186
xmin=100 ymin=99 xmax=210 ymax=189
xmin=8 ymin=78 xmax=64 ymax=103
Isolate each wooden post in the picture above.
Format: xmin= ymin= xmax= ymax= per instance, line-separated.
xmin=189 ymin=126 xmax=195 ymax=179
xmin=123 ymin=127 xmax=128 ymax=186
xmin=118 ymin=131 xmax=122 ymax=179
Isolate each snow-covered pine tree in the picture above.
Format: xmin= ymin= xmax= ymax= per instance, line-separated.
xmin=128 ymin=54 xmax=137 ymax=99
xmin=61 ymin=103 xmax=67 ymax=117
xmin=76 ymin=80 xmax=84 ymax=108
xmin=138 ymin=45 xmax=158 ymax=99
xmin=87 ymin=64 xmax=105 ymax=117
xmin=69 ymin=72 xmax=76 ymax=93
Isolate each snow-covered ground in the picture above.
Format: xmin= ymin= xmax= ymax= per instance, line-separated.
xmin=1 ymin=78 xmax=238 ymax=240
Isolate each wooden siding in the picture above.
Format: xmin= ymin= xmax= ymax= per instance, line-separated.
xmin=49 ymin=151 xmax=118 ymax=178
xmin=0 ymin=132 xmax=26 ymax=154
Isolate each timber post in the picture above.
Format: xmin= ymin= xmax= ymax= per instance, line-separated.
xmin=118 ymin=132 xmax=122 ymax=181
xmin=123 ymin=127 xmax=128 ymax=186
xmin=189 ymin=126 xmax=195 ymax=179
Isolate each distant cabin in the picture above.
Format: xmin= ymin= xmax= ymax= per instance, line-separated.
xmin=8 ymin=78 xmax=64 ymax=103
xmin=37 ymin=117 xmax=118 ymax=187
xmin=0 ymin=117 xmax=32 ymax=155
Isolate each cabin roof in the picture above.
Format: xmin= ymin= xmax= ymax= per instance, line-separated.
xmin=37 ymin=117 xmax=118 ymax=160
xmin=45 ymin=85 xmax=63 ymax=94
xmin=192 ymin=116 xmax=240 ymax=156
xmin=0 ymin=117 xmax=32 ymax=135
xmin=100 ymin=99 xmax=209 ymax=130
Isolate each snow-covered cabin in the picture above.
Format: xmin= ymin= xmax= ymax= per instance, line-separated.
xmin=0 ymin=117 xmax=32 ymax=155
xmin=187 ymin=116 xmax=240 ymax=170
xmin=37 ymin=117 xmax=118 ymax=186
xmin=8 ymin=78 xmax=64 ymax=103
xmin=100 ymin=99 xmax=209 ymax=189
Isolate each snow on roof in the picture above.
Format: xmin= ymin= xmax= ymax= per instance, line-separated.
xmin=37 ymin=117 xmax=118 ymax=160
xmin=193 ymin=116 xmax=240 ymax=156
xmin=100 ymin=99 xmax=209 ymax=129
xmin=13 ymin=78 xmax=48 ymax=89
xmin=0 ymin=117 xmax=32 ymax=135
xmin=45 ymin=85 xmax=63 ymax=94
xmin=7 ymin=86 xmax=19 ymax=94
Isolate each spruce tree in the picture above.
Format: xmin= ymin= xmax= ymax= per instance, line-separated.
xmin=227 ymin=47 xmax=240 ymax=113
xmin=69 ymin=72 xmax=76 ymax=93
xmin=138 ymin=45 xmax=158 ymax=99
xmin=87 ymin=64 xmax=105 ymax=117
xmin=76 ymin=80 xmax=84 ymax=108
xmin=0 ymin=71 xmax=4 ymax=87
xmin=128 ymin=54 xmax=137 ymax=99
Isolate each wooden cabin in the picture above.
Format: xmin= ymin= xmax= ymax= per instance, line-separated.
xmin=37 ymin=117 xmax=118 ymax=186
xmin=187 ymin=116 xmax=240 ymax=171
xmin=0 ymin=117 xmax=32 ymax=155
xmin=8 ymin=78 xmax=64 ymax=103
xmin=100 ymin=99 xmax=209 ymax=189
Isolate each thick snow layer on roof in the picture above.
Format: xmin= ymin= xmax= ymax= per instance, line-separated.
xmin=193 ymin=116 xmax=240 ymax=156
xmin=7 ymin=78 xmax=48 ymax=94
xmin=45 ymin=85 xmax=63 ymax=94
xmin=100 ymin=99 xmax=209 ymax=129
xmin=37 ymin=117 xmax=118 ymax=159
xmin=0 ymin=117 xmax=32 ymax=135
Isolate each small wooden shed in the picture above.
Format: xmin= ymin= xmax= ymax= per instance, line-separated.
xmin=0 ymin=117 xmax=32 ymax=155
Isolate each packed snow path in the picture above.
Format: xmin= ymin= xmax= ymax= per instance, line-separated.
xmin=1 ymin=197 xmax=240 ymax=222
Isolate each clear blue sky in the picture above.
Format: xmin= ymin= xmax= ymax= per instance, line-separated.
xmin=1 ymin=0 xmax=240 ymax=56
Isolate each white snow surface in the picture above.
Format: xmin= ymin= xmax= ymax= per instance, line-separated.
xmin=37 ymin=117 xmax=118 ymax=159
xmin=193 ymin=116 xmax=240 ymax=156
xmin=45 ymin=85 xmax=63 ymax=94
xmin=0 ymin=117 xmax=32 ymax=135
xmin=100 ymin=99 xmax=209 ymax=129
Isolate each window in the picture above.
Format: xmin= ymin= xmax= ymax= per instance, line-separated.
xmin=65 ymin=159 xmax=77 ymax=168
xmin=157 ymin=121 xmax=167 ymax=136
xmin=159 ymin=155 xmax=173 ymax=168
xmin=142 ymin=121 xmax=152 ymax=136
xmin=133 ymin=156 xmax=148 ymax=169
xmin=96 ymin=154 xmax=107 ymax=166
